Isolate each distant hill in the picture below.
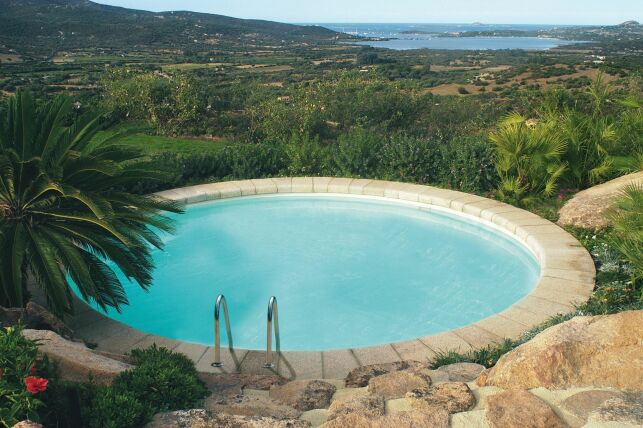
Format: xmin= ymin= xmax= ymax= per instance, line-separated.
xmin=0 ymin=0 xmax=342 ymax=57
xmin=619 ymin=20 xmax=640 ymax=27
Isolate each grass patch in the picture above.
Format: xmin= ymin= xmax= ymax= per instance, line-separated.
xmin=94 ymin=129 xmax=231 ymax=156
xmin=115 ymin=134 xmax=229 ymax=155
xmin=429 ymin=312 xmax=577 ymax=369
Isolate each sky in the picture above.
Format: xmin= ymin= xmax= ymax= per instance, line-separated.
xmin=93 ymin=0 xmax=642 ymax=25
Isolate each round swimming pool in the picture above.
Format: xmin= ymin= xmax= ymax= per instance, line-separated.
xmin=81 ymin=194 xmax=540 ymax=351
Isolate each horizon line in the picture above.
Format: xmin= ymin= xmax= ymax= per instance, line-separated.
xmin=294 ymin=21 xmax=636 ymax=26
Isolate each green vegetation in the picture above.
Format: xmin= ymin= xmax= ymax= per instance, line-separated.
xmin=490 ymin=76 xmax=642 ymax=205
xmin=95 ymin=132 xmax=228 ymax=156
xmin=490 ymin=112 xmax=567 ymax=204
xmin=0 ymin=326 xmax=208 ymax=428
xmin=0 ymin=0 xmax=641 ymax=416
xmin=0 ymin=91 xmax=182 ymax=315
xmin=608 ymin=184 xmax=643 ymax=291
xmin=0 ymin=325 xmax=47 ymax=426
xmin=0 ymin=0 xmax=343 ymax=57
xmin=69 ymin=345 xmax=208 ymax=428
xmin=102 ymin=70 xmax=205 ymax=135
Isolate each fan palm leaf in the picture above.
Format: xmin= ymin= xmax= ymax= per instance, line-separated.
xmin=0 ymin=90 xmax=182 ymax=315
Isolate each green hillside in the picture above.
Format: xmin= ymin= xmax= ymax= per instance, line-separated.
xmin=0 ymin=0 xmax=343 ymax=56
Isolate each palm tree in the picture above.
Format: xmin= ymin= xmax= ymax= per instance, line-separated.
xmin=0 ymin=91 xmax=182 ymax=315
xmin=489 ymin=112 xmax=567 ymax=205
xmin=608 ymin=184 xmax=643 ymax=295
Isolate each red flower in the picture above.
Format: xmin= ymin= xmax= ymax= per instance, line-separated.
xmin=25 ymin=376 xmax=48 ymax=394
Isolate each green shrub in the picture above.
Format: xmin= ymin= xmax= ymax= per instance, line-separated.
xmin=439 ymin=136 xmax=498 ymax=193
xmin=607 ymin=184 xmax=643 ymax=291
xmin=333 ymin=127 xmax=384 ymax=178
xmin=457 ymin=87 xmax=470 ymax=95
xmin=490 ymin=112 xmax=567 ymax=205
xmin=282 ymin=133 xmax=331 ymax=176
xmin=41 ymin=381 xmax=95 ymax=428
xmin=41 ymin=345 xmax=208 ymax=428
xmin=85 ymin=388 xmax=147 ymax=428
xmin=216 ymin=142 xmax=286 ymax=179
xmin=112 ymin=346 xmax=208 ymax=414
xmin=377 ymin=135 xmax=443 ymax=183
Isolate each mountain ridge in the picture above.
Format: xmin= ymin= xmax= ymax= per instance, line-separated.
xmin=0 ymin=0 xmax=343 ymax=57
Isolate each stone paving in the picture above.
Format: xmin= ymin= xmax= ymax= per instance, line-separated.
xmin=68 ymin=177 xmax=596 ymax=380
xmin=147 ymin=360 xmax=643 ymax=427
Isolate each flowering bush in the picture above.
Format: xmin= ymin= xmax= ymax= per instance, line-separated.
xmin=0 ymin=325 xmax=49 ymax=427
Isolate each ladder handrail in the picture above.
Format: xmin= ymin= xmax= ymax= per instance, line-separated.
xmin=212 ymin=294 xmax=233 ymax=367
xmin=263 ymin=296 xmax=280 ymax=368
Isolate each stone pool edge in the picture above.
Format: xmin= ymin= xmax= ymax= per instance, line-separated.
xmin=67 ymin=177 xmax=596 ymax=380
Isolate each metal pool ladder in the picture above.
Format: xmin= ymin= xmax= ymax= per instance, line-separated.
xmin=212 ymin=294 xmax=233 ymax=367
xmin=264 ymin=296 xmax=280 ymax=368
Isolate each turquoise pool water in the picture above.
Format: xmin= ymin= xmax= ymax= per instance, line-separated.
xmin=81 ymin=194 xmax=540 ymax=351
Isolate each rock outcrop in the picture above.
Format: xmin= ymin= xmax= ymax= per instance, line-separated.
xmin=586 ymin=392 xmax=643 ymax=426
xmin=320 ymin=408 xmax=449 ymax=428
xmin=25 ymin=301 xmax=74 ymax=339
xmin=198 ymin=373 xmax=286 ymax=405
xmin=22 ymin=329 xmax=132 ymax=385
xmin=146 ymin=409 xmax=310 ymax=428
xmin=367 ymin=369 xmax=432 ymax=400
xmin=344 ymin=360 xmax=425 ymax=387
xmin=1 ymin=301 xmax=73 ymax=339
xmin=477 ymin=310 xmax=643 ymax=391
xmin=558 ymin=171 xmax=643 ymax=229
xmin=485 ymin=390 xmax=567 ymax=428
xmin=405 ymin=382 xmax=475 ymax=414
xmin=269 ymin=380 xmax=336 ymax=411
xmin=326 ymin=393 xmax=385 ymax=421
xmin=560 ymin=390 xmax=626 ymax=424
xmin=436 ymin=362 xmax=485 ymax=382
xmin=208 ymin=394 xmax=302 ymax=420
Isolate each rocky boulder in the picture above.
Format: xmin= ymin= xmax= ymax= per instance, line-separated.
xmin=319 ymin=413 xmax=372 ymax=428
xmin=405 ymin=382 xmax=476 ymax=414
xmin=1 ymin=302 xmax=73 ymax=339
xmin=373 ymin=409 xmax=449 ymax=428
xmin=198 ymin=373 xmax=286 ymax=405
xmin=560 ymin=390 xmax=626 ymax=424
xmin=320 ymin=409 xmax=449 ymax=428
xmin=326 ymin=393 xmax=385 ymax=421
xmin=0 ymin=306 xmax=25 ymax=327
xmin=586 ymin=392 xmax=643 ymax=426
xmin=12 ymin=422 xmax=43 ymax=428
xmin=485 ymin=390 xmax=567 ymax=428
xmin=24 ymin=301 xmax=74 ymax=339
xmin=558 ymin=171 xmax=643 ymax=229
xmin=477 ymin=310 xmax=643 ymax=391
xmin=367 ymin=370 xmax=432 ymax=400
xmin=344 ymin=360 xmax=425 ymax=387
xmin=208 ymin=397 xmax=301 ymax=421
xmin=436 ymin=362 xmax=485 ymax=382
xmin=22 ymin=329 xmax=132 ymax=385
xmin=269 ymin=380 xmax=336 ymax=411
xmin=146 ymin=409 xmax=310 ymax=428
